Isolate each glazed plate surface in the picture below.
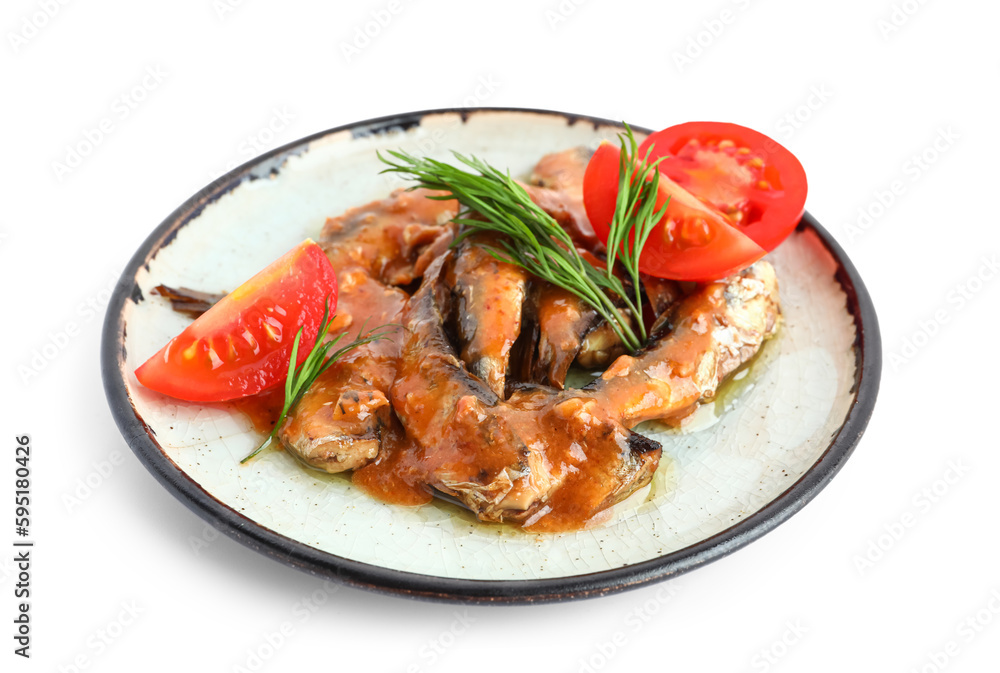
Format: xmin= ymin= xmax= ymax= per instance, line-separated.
xmin=102 ymin=108 xmax=880 ymax=602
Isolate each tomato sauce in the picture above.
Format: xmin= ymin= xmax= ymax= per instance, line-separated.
xmin=229 ymin=387 xmax=284 ymax=435
xmin=352 ymin=418 xmax=433 ymax=507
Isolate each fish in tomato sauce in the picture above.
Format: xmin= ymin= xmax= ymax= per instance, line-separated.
xmin=590 ymin=261 xmax=780 ymax=428
xmin=385 ymin=252 xmax=661 ymax=530
xmin=276 ymin=189 xmax=457 ymax=473
xmin=320 ymin=187 xmax=458 ymax=286
xmin=171 ymin=151 xmax=781 ymax=532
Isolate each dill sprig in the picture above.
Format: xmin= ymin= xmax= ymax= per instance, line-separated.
xmin=377 ymin=125 xmax=667 ymax=352
xmin=240 ymin=296 xmax=394 ymax=464
xmin=604 ymin=123 xmax=671 ymax=336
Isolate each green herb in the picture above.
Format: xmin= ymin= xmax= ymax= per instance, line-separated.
xmin=377 ymin=124 xmax=667 ymax=353
xmin=603 ymin=124 xmax=671 ymax=340
xmin=240 ymin=297 xmax=394 ymax=464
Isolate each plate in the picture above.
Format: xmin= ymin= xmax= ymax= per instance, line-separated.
xmin=102 ymin=108 xmax=880 ymax=603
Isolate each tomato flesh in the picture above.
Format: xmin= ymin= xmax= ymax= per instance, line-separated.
xmin=638 ymin=122 xmax=807 ymax=252
xmin=583 ymin=142 xmax=765 ymax=282
xmin=135 ymin=240 xmax=338 ymax=402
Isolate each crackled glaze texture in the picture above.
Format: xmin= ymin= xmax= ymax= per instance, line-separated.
xmin=120 ymin=111 xmax=857 ymax=581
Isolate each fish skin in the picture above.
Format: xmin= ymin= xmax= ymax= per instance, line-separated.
xmin=445 ymin=232 xmax=528 ymax=399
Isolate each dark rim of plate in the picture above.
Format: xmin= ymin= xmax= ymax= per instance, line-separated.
xmin=101 ymin=107 xmax=882 ymax=604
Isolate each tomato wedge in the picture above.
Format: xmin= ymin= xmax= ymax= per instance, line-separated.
xmin=638 ymin=122 xmax=807 ymax=253
xmin=583 ymin=142 xmax=766 ymax=282
xmin=135 ymin=239 xmax=338 ymax=402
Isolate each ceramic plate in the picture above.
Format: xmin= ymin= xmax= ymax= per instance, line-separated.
xmin=102 ymin=108 xmax=880 ymax=603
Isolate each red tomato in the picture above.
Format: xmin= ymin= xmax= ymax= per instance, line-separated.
xmin=135 ymin=240 xmax=338 ymax=402
xmin=583 ymin=142 xmax=766 ymax=282
xmin=638 ymin=122 xmax=807 ymax=252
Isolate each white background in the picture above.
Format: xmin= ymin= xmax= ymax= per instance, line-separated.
xmin=3 ymin=0 xmax=998 ymax=671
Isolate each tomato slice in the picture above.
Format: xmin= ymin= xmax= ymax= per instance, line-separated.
xmin=638 ymin=122 xmax=807 ymax=252
xmin=135 ymin=240 xmax=338 ymax=402
xmin=583 ymin=142 xmax=765 ymax=282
